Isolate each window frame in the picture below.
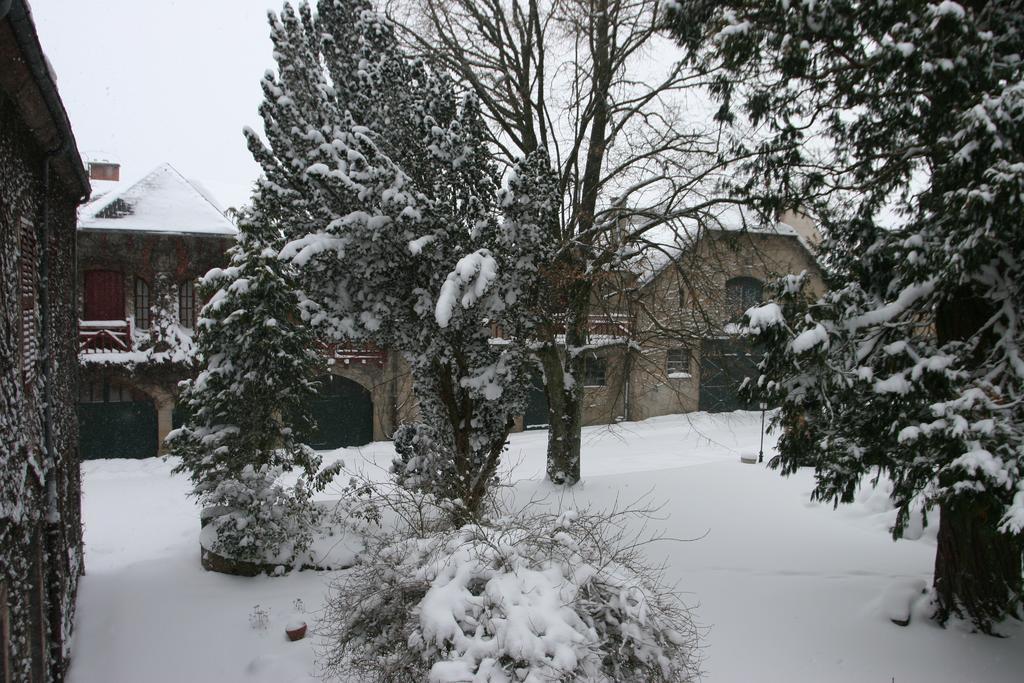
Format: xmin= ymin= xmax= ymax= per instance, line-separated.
xmin=178 ymin=279 xmax=196 ymax=328
xmin=583 ymin=355 xmax=607 ymax=387
xmin=79 ymin=380 xmax=136 ymax=404
xmin=725 ymin=276 xmax=764 ymax=321
xmin=133 ymin=276 xmax=151 ymax=329
xmin=666 ymin=348 xmax=691 ymax=376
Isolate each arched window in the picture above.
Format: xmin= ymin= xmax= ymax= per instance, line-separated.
xmin=725 ymin=276 xmax=764 ymax=320
xmin=133 ymin=277 xmax=151 ymax=328
xmin=178 ymin=280 xmax=196 ymax=328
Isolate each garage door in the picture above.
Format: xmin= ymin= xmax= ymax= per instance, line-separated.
xmin=78 ymin=382 xmax=158 ymax=459
xmin=698 ymin=339 xmax=763 ymax=413
xmin=306 ymin=375 xmax=373 ymax=449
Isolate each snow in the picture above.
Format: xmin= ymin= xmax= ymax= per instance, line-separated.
xmin=78 ymin=163 xmax=236 ymax=235
xmin=68 ymin=412 xmax=1024 ymax=682
xmin=790 ymin=323 xmax=829 ymax=353
xmin=435 ymin=249 xmax=499 ymax=327
xmin=930 ymin=1 xmax=966 ymax=20
xmin=746 ymin=302 xmax=785 ymax=331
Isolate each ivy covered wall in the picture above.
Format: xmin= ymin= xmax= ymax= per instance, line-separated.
xmin=0 ymin=84 xmax=84 ymax=682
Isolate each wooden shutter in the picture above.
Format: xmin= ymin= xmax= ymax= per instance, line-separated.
xmin=83 ymin=270 xmax=125 ymax=321
xmin=19 ymin=216 xmax=37 ymax=387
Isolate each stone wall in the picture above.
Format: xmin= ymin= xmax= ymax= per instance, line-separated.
xmin=0 ymin=82 xmax=85 ymax=681
xmin=626 ymin=230 xmax=825 ymax=421
xmin=502 ymin=229 xmax=824 ymax=431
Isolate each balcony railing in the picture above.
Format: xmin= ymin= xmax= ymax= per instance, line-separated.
xmin=318 ymin=340 xmax=387 ymax=368
xmin=588 ymin=313 xmax=631 ymax=337
xmin=80 ymin=319 xmax=133 ymax=353
xmin=492 ymin=314 xmax=633 ymax=341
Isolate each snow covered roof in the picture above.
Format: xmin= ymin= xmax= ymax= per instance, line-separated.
xmin=78 ymin=163 xmax=236 ymax=236
xmin=629 ymin=206 xmax=807 ymax=286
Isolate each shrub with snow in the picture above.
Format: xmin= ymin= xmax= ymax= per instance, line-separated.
xmin=202 ymin=465 xmax=321 ymax=567
xmin=321 ymin=499 xmax=701 ymax=682
xmin=391 ymin=422 xmax=453 ymax=495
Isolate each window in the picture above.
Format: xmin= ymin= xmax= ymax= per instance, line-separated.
xmin=583 ymin=356 xmax=607 ymax=387
xmin=667 ymin=348 xmax=691 ymax=376
xmin=725 ymin=276 xmax=764 ymax=321
xmin=133 ymin=277 xmax=151 ymax=328
xmin=178 ymin=280 xmax=196 ymax=328
xmin=79 ymin=381 xmax=134 ymax=403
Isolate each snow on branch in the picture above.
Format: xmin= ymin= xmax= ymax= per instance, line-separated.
xmin=435 ymin=249 xmax=499 ymax=328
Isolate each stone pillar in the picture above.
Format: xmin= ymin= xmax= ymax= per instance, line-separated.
xmin=154 ymin=392 xmax=175 ymax=453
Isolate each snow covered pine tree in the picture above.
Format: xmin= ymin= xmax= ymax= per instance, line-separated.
xmin=244 ymin=0 xmax=546 ymax=519
xmin=167 ymin=211 xmax=336 ymax=563
xmin=664 ymin=1 xmax=1024 ymax=632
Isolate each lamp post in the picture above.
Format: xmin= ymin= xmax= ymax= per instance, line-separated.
xmin=758 ymin=401 xmax=768 ymax=463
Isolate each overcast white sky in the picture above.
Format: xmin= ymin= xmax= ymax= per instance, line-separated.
xmin=31 ymin=0 xmax=276 ymax=210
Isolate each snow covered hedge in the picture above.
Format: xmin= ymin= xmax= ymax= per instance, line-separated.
xmin=321 ymin=502 xmax=700 ymax=682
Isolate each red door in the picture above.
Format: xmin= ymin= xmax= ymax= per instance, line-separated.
xmin=83 ymin=270 xmax=125 ymax=320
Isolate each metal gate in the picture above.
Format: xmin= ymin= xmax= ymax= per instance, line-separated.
xmin=78 ymin=389 xmax=158 ymax=459
xmin=524 ymin=372 xmax=549 ymax=430
xmin=306 ymin=375 xmax=373 ymax=449
xmin=698 ymin=339 xmax=763 ymax=413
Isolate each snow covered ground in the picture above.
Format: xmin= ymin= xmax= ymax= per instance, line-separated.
xmin=69 ymin=412 xmax=1022 ymax=682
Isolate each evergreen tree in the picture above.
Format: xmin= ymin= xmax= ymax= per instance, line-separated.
xmin=167 ymin=216 xmax=325 ymax=498
xmin=664 ymin=1 xmax=1024 ymax=631
xmin=245 ymin=0 xmax=545 ymax=518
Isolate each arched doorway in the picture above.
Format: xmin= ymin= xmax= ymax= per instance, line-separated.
xmin=78 ymin=380 xmax=158 ymax=459
xmin=306 ymin=375 xmax=373 ymax=449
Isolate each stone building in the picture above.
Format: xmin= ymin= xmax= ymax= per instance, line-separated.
xmin=521 ymin=214 xmax=824 ymax=429
xmin=76 ymin=162 xmax=237 ymax=459
xmin=76 ymin=165 xmax=415 ymax=458
xmin=1 ymin=0 xmax=90 ymax=678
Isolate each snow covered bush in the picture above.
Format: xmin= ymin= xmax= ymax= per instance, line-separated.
xmin=202 ymin=465 xmax=321 ymax=566
xmin=320 ymin=497 xmax=701 ymax=682
xmin=167 ymin=221 xmax=328 ymax=496
xmin=391 ymin=422 xmax=455 ymax=496
xmin=137 ymin=273 xmax=196 ymax=363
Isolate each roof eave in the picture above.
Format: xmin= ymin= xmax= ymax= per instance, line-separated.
xmin=77 ymin=225 xmax=237 ymax=238
xmin=1 ymin=0 xmax=90 ymax=200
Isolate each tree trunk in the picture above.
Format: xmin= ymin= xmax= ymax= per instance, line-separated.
xmin=538 ymin=277 xmax=591 ymax=486
xmin=538 ymin=342 xmax=583 ymax=485
xmin=933 ymin=498 xmax=1023 ymax=633
xmin=931 ymin=288 xmax=1022 ymax=632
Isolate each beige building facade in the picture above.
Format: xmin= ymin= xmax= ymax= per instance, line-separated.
xmin=535 ymin=220 xmax=825 ymax=430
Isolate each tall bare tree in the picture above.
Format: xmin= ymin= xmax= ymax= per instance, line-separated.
xmin=395 ymin=0 xmax=750 ymax=483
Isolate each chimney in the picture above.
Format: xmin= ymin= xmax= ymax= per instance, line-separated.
xmin=88 ymin=161 xmax=120 ymax=182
